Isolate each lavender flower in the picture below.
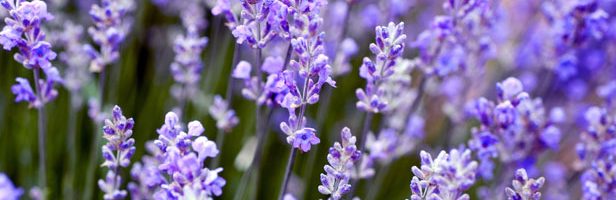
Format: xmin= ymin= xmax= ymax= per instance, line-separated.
xmin=169 ymin=30 xmax=208 ymax=104
xmin=232 ymin=58 xmax=286 ymax=106
xmin=98 ymin=106 xmax=135 ymax=200
xmin=410 ymin=149 xmax=478 ymax=200
xmin=85 ymin=0 xmax=135 ymax=72
xmin=467 ymin=77 xmax=561 ymax=179
xmin=356 ymin=22 xmax=406 ymax=113
xmin=55 ymin=21 xmax=92 ymax=106
xmin=505 ymin=168 xmax=545 ymax=200
xmin=129 ymin=112 xmax=226 ymax=199
xmin=209 ymin=95 xmax=239 ymax=132
xmin=318 ymin=127 xmax=361 ymax=200
xmin=0 ymin=173 xmax=23 ymax=200
xmin=1 ymin=0 xmax=62 ymax=108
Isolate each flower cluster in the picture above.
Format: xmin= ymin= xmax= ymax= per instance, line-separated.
xmin=356 ymin=22 xmax=406 ymax=113
xmin=129 ymin=112 xmax=226 ymax=199
xmin=412 ymin=0 xmax=495 ymax=77
xmin=213 ymin=0 xmax=286 ymax=49
xmin=467 ymin=77 xmax=561 ymax=180
xmin=542 ymin=0 xmax=610 ymax=81
xmin=85 ymin=0 xmax=135 ymax=72
xmin=505 ymin=168 xmax=545 ymax=200
xmin=410 ymin=149 xmax=478 ymax=200
xmin=98 ymin=106 xmax=136 ymax=200
xmin=318 ymin=127 xmax=361 ymax=200
xmin=232 ymin=58 xmax=286 ymax=106
xmin=169 ymin=29 xmax=208 ymax=104
xmin=0 ymin=173 xmax=23 ymax=200
xmin=1 ymin=0 xmax=62 ymax=108
xmin=209 ymin=95 xmax=239 ymax=132
xmin=55 ymin=21 xmax=92 ymax=106
xmin=577 ymin=106 xmax=616 ymax=199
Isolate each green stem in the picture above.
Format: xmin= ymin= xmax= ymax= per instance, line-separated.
xmin=278 ymin=148 xmax=298 ymax=200
xmin=83 ymin=70 xmax=106 ymax=200
xmin=33 ymin=69 xmax=47 ymax=200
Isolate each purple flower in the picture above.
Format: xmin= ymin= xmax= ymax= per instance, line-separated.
xmin=130 ymin=111 xmax=226 ymax=198
xmin=54 ymin=21 xmax=92 ymax=100
xmin=505 ymin=168 xmax=545 ymax=200
xmin=11 ymin=78 xmax=36 ymax=105
xmin=410 ymin=149 xmax=478 ymax=200
xmin=169 ymin=31 xmax=208 ymax=103
xmin=0 ymin=173 xmax=23 ymax=200
xmin=356 ymin=22 xmax=406 ymax=113
xmin=86 ymin=0 xmax=135 ymax=72
xmin=318 ymin=127 xmax=361 ymax=200
xmin=209 ymin=95 xmax=239 ymax=132
xmin=282 ymin=125 xmax=319 ymax=153
xmin=98 ymin=105 xmax=135 ymax=200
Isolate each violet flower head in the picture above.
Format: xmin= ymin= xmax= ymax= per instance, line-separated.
xmin=409 ymin=149 xmax=478 ymax=200
xmin=318 ymin=127 xmax=361 ymax=200
xmin=129 ymin=111 xmax=225 ymax=199
xmin=170 ymin=31 xmax=208 ymax=103
xmin=98 ymin=105 xmax=136 ymax=200
xmin=356 ymin=22 xmax=406 ymax=113
xmin=467 ymin=77 xmax=561 ymax=180
xmin=56 ymin=21 xmax=92 ymax=103
xmin=505 ymin=168 xmax=545 ymax=200
xmin=86 ymin=0 xmax=135 ymax=72
xmin=1 ymin=0 xmax=62 ymax=108
xmin=209 ymin=95 xmax=239 ymax=132
xmin=0 ymin=173 xmax=23 ymax=200
xmin=232 ymin=57 xmax=286 ymax=106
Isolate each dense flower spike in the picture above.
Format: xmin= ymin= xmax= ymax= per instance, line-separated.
xmin=1 ymin=0 xmax=61 ymax=108
xmin=0 ymin=173 xmax=23 ymax=200
xmin=128 ymin=112 xmax=226 ymax=199
xmin=412 ymin=0 xmax=495 ymax=77
xmin=98 ymin=106 xmax=135 ymax=200
xmin=85 ymin=0 xmax=135 ymax=72
xmin=318 ymin=127 xmax=361 ymax=199
xmin=467 ymin=77 xmax=561 ymax=179
xmin=577 ymin=106 xmax=616 ymax=199
xmin=505 ymin=168 xmax=545 ymax=200
xmin=356 ymin=22 xmax=406 ymax=113
xmin=169 ymin=27 xmax=208 ymax=104
xmin=409 ymin=149 xmax=478 ymax=200
xmin=209 ymin=95 xmax=239 ymax=132
xmin=55 ymin=21 xmax=91 ymax=105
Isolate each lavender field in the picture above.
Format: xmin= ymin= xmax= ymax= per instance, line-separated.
xmin=0 ymin=0 xmax=615 ymax=199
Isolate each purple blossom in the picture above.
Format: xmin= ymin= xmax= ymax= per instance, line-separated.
xmin=410 ymin=149 xmax=478 ymax=200
xmin=233 ymin=58 xmax=285 ymax=106
xmin=356 ymin=22 xmax=406 ymax=113
xmin=0 ymin=173 xmax=23 ymax=200
xmin=170 ymin=31 xmax=208 ymax=103
xmin=1 ymin=0 xmax=62 ymax=108
xmin=55 ymin=21 xmax=92 ymax=103
xmin=86 ymin=0 xmax=135 ymax=72
xmin=209 ymin=95 xmax=239 ymax=132
xmin=318 ymin=127 xmax=361 ymax=200
xmin=129 ymin=112 xmax=226 ymax=199
xmin=505 ymin=168 xmax=545 ymax=200
xmin=98 ymin=105 xmax=136 ymax=200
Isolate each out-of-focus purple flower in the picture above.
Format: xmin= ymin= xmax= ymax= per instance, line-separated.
xmin=0 ymin=173 xmax=23 ymax=200
xmin=467 ymin=77 xmax=561 ymax=180
xmin=410 ymin=149 xmax=478 ymax=200
xmin=1 ymin=0 xmax=62 ymax=108
xmin=356 ymin=22 xmax=407 ymax=113
xmin=98 ymin=105 xmax=135 ymax=200
xmin=233 ymin=58 xmax=286 ymax=106
xmin=55 ymin=21 xmax=92 ymax=106
xmin=129 ymin=112 xmax=226 ymax=199
xmin=318 ymin=127 xmax=361 ymax=200
xmin=169 ymin=32 xmax=208 ymax=103
xmin=86 ymin=0 xmax=135 ymax=72
xmin=505 ymin=168 xmax=545 ymax=200
xmin=209 ymin=95 xmax=239 ymax=132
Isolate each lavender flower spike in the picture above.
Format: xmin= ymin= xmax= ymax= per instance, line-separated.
xmin=0 ymin=173 xmax=23 ymax=200
xmin=410 ymin=149 xmax=478 ymax=200
xmin=318 ymin=127 xmax=361 ymax=200
xmin=209 ymin=95 xmax=239 ymax=132
xmin=505 ymin=168 xmax=545 ymax=200
xmin=356 ymin=22 xmax=406 ymax=113
xmin=98 ymin=105 xmax=135 ymax=200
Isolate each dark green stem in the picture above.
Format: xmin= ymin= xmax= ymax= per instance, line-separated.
xmin=33 ymin=68 xmax=47 ymax=200
xmin=278 ymin=149 xmax=298 ymax=200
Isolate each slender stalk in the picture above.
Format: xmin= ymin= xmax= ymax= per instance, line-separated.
xmin=84 ymin=70 xmax=106 ymax=200
xmin=365 ymin=164 xmax=391 ymax=200
xmin=33 ymin=69 xmax=47 ymax=199
xmin=282 ymin=43 xmax=293 ymax=70
xmin=64 ymin=95 xmax=79 ymax=199
xmin=278 ymin=148 xmax=298 ymax=200
xmin=347 ymin=112 xmax=374 ymax=198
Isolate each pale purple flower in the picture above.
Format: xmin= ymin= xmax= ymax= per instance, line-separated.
xmin=209 ymin=95 xmax=239 ymax=132
xmin=410 ymin=149 xmax=478 ymax=200
xmin=356 ymin=22 xmax=406 ymax=113
xmin=169 ymin=32 xmax=208 ymax=103
xmin=318 ymin=127 xmax=361 ymax=200
xmin=0 ymin=173 xmax=23 ymax=200
xmin=505 ymin=168 xmax=545 ymax=200
xmin=98 ymin=105 xmax=135 ymax=200
xmin=56 ymin=21 xmax=92 ymax=103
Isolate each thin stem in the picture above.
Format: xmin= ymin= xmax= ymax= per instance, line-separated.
xmin=348 ymin=112 xmax=374 ymax=198
xmin=278 ymin=149 xmax=298 ymax=200
xmin=84 ymin=70 xmax=107 ymax=200
xmin=282 ymin=43 xmax=293 ymax=70
xmin=64 ymin=95 xmax=79 ymax=198
xmin=365 ymin=164 xmax=391 ymax=200
xmin=33 ymin=69 xmax=47 ymax=199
